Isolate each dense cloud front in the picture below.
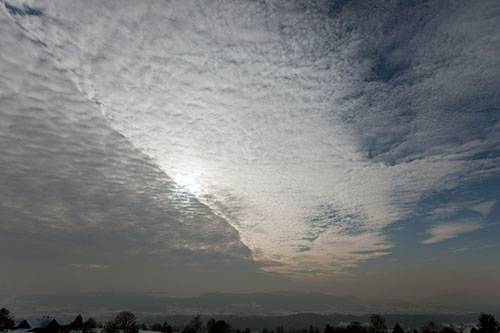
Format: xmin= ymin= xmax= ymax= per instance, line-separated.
xmin=0 ymin=11 xmax=251 ymax=278
xmin=1 ymin=0 xmax=500 ymax=278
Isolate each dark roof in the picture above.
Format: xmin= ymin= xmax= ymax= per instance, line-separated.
xmin=14 ymin=318 xmax=61 ymax=330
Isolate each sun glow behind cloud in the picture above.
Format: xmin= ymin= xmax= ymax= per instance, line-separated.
xmin=2 ymin=0 xmax=499 ymax=278
xmin=172 ymin=170 xmax=203 ymax=196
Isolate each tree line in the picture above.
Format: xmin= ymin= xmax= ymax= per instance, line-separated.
xmin=1 ymin=308 xmax=499 ymax=333
xmin=96 ymin=312 xmax=500 ymax=333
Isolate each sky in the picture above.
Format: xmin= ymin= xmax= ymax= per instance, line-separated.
xmin=1 ymin=0 xmax=500 ymax=302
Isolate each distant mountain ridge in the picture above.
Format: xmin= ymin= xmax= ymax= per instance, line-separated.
xmin=2 ymin=291 xmax=499 ymax=323
xmin=179 ymin=291 xmax=367 ymax=315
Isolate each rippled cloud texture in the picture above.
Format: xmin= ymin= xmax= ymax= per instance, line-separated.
xmin=1 ymin=0 xmax=500 ymax=281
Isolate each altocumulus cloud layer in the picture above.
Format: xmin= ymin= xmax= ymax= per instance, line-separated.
xmin=0 ymin=8 xmax=251 ymax=271
xmin=1 ymin=0 xmax=500 ymax=277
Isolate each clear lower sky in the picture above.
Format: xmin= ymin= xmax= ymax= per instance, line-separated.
xmin=1 ymin=0 xmax=499 ymax=301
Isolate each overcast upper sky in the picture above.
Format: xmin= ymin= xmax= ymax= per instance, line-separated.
xmin=1 ymin=0 xmax=499 ymax=301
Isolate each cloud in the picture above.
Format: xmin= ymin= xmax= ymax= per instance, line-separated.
xmin=422 ymin=219 xmax=484 ymax=244
xmin=449 ymin=247 xmax=470 ymax=253
xmin=2 ymin=0 xmax=500 ymax=277
xmin=0 ymin=12 xmax=252 ymax=266
xmin=429 ymin=203 xmax=469 ymax=220
xmin=470 ymin=200 xmax=497 ymax=217
xmin=430 ymin=199 xmax=497 ymax=220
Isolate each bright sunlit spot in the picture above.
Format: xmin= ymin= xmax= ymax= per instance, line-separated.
xmin=172 ymin=171 xmax=202 ymax=196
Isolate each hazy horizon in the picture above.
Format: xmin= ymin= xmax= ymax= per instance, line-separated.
xmin=3 ymin=290 xmax=500 ymax=323
xmin=1 ymin=0 xmax=499 ymax=304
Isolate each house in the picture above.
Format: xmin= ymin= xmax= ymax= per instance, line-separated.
xmin=13 ymin=318 xmax=62 ymax=333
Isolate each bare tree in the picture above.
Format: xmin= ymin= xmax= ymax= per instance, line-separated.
xmin=190 ymin=316 xmax=203 ymax=332
xmin=208 ymin=320 xmax=231 ymax=333
xmin=0 ymin=308 xmax=14 ymax=332
xmin=104 ymin=321 xmax=119 ymax=333
xmin=370 ymin=315 xmax=386 ymax=333
xmin=421 ymin=321 xmax=439 ymax=333
xmin=114 ymin=311 xmax=138 ymax=333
